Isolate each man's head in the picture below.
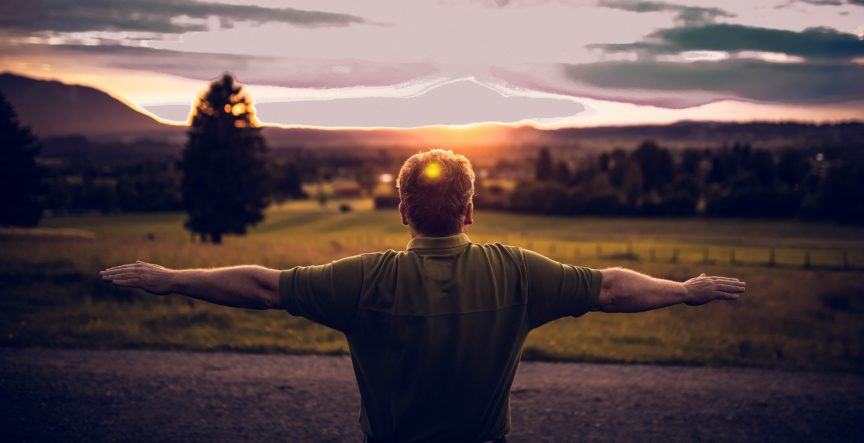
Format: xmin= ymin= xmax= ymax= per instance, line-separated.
xmin=397 ymin=149 xmax=476 ymax=237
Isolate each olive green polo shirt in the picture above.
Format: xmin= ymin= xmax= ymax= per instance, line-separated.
xmin=279 ymin=233 xmax=601 ymax=443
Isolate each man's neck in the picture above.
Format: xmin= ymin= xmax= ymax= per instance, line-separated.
xmin=409 ymin=229 xmax=467 ymax=238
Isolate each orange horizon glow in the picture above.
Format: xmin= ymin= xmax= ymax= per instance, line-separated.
xmin=5 ymin=67 xmax=863 ymax=134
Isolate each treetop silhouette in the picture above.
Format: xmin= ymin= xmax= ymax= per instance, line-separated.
xmin=0 ymin=91 xmax=42 ymax=227
xmin=181 ymin=73 xmax=270 ymax=244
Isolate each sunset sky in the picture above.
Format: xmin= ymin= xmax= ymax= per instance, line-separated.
xmin=1 ymin=0 xmax=862 ymax=128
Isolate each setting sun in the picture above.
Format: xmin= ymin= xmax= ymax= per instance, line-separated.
xmin=424 ymin=163 xmax=441 ymax=179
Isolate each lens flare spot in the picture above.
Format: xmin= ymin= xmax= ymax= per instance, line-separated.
xmin=425 ymin=163 xmax=441 ymax=179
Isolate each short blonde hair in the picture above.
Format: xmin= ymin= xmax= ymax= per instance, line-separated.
xmin=396 ymin=149 xmax=475 ymax=236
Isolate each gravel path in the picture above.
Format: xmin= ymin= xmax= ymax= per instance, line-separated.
xmin=1 ymin=348 xmax=862 ymax=442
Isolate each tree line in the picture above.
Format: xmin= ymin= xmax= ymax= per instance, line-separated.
xmin=3 ymin=73 xmax=863 ymax=242
xmin=1 ymin=74 xmax=289 ymax=243
xmin=508 ymin=142 xmax=864 ymax=223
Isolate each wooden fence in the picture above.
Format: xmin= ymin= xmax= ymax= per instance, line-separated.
xmin=324 ymin=234 xmax=864 ymax=271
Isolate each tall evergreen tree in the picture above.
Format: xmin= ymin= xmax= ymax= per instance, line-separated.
xmin=0 ymin=91 xmax=42 ymax=226
xmin=777 ymin=150 xmax=808 ymax=188
xmin=553 ymin=161 xmax=571 ymax=184
xmin=632 ymin=140 xmax=673 ymax=191
xmin=182 ymin=73 xmax=269 ymax=244
xmin=535 ymin=147 xmax=553 ymax=181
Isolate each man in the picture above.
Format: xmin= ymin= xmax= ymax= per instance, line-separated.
xmin=101 ymin=149 xmax=745 ymax=443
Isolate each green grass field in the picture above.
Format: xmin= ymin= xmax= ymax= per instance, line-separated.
xmin=2 ymin=199 xmax=863 ymax=372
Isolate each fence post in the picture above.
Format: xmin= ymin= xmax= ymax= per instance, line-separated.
xmin=803 ymin=250 xmax=811 ymax=269
xmin=626 ymin=242 xmax=633 ymax=257
xmin=730 ymin=249 xmax=736 ymax=266
xmin=671 ymin=248 xmax=679 ymax=263
xmin=596 ymin=244 xmax=603 ymax=258
xmin=768 ymin=248 xmax=775 ymax=267
xmin=702 ymin=247 xmax=709 ymax=265
xmin=649 ymin=248 xmax=656 ymax=262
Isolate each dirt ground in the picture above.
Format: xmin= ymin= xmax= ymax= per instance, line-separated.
xmin=1 ymin=348 xmax=862 ymax=442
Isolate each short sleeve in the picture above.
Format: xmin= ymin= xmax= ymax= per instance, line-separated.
xmin=279 ymin=254 xmax=364 ymax=332
xmin=523 ymin=248 xmax=602 ymax=328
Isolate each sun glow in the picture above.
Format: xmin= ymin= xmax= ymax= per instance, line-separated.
xmin=424 ymin=163 xmax=441 ymax=179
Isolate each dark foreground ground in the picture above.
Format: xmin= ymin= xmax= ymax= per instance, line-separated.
xmin=1 ymin=348 xmax=862 ymax=443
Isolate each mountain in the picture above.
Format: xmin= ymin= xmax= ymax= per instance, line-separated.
xmin=2 ymin=72 xmax=862 ymax=155
xmin=148 ymin=78 xmax=583 ymax=127
xmin=0 ymin=72 xmax=183 ymax=139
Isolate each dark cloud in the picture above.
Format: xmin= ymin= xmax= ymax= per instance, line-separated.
xmin=594 ymin=24 xmax=864 ymax=60
xmin=794 ymin=0 xmax=844 ymax=5
xmin=780 ymin=0 xmax=863 ymax=6
xmin=4 ymin=43 xmax=438 ymax=89
xmin=597 ymin=1 xmax=734 ymax=25
xmin=0 ymin=0 xmax=366 ymax=35
xmin=562 ymin=59 xmax=864 ymax=104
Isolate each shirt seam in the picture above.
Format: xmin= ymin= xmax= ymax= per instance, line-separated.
xmin=406 ymin=234 xmax=471 ymax=250
xmin=406 ymin=243 xmax=471 ymax=251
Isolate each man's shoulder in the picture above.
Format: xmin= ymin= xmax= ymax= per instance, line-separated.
xmin=468 ymin=243 xmax=572 ymax=275
xmin=339 ymin=249 xmax=403 ymax=271
xmin=469 ymin=241 xmax=523 ymax=254
xmin=465 ymin=241 xmax=529 ymax=268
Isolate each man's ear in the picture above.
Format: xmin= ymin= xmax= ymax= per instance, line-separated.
xmin=398 ymin=201 xmax=409 ymax=226
xmin=464 ymin=201 xmax=474 ymax=226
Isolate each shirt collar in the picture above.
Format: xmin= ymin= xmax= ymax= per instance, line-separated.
xmin=406 ymin=233 xmax=471 ymax=250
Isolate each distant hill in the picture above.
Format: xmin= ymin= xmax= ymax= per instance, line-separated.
xmin=262 ymin=120 xmax=864 ymax=152
xmin=0 ymin=72 xmax=183 ymax=139
xmin=2 ymin=72 xmax=862 ymax=157
xmin=542 ymin=120 xmax=864 ymax=151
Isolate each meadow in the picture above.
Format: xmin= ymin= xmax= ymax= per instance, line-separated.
xmin=1 ymin=199 xmax=863 ymax=372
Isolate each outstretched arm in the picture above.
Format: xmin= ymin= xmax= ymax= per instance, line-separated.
xmin=593 ymin=267 xmax=745 ymax=313
xmin=100 ymin=261 xmax=281 ymax=310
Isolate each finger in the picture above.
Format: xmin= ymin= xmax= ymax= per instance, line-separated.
xmin=101 ymin=264 xmax=139 ymax=273
xmin=101 ymin=268 xmax=135 ymax=275
xmin=717 ymin=280 xmax=746 ymax=287
xmin=699 ymin=273 xmax=706 ymax=277
xmin=710 ymin=276 xmax=741 ymax=283
xmin=715 ymin=291 xmax=740 ymax=299
xmin=102 ymin=272 xmax=139 ymax=281
xmin=101 ymin=269 xmax=140 ymax=278
xmin=135 ymin=260 xmax=161 ymax=268
xmin=717 ymin=284 xmax=746 ymax=293
xmin=110 ymin=278 xmax=141 ymax=287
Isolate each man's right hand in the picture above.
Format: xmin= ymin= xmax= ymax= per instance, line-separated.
xmin=100 ymin=261 xmax=175 ymax=295
xmin=100 ymin=262 xmax=281 ymax=309
xmin=683 ymin=273 xmax=746 ymax=306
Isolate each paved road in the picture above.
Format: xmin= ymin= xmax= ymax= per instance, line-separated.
xmin=1 ymin=348 xmax=862 ymax=442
